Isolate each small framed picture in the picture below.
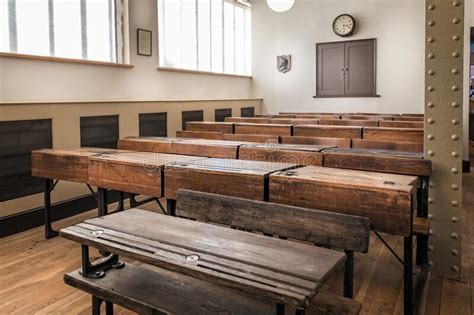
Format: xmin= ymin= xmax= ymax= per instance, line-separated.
xmin=137 ymin=29 xmax=152 ymax=56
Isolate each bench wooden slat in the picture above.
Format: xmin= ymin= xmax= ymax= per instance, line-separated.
xmin=319 ymin=119 xmax=379 ymax=127
xmin=269 ymin=166 xmax=420 ymax=236
xmin=393 ymin=117 xmax=424 ymax=122
xmin=176 ymin=190 xmax=370 ymax=252
xmin=225 ymin=117 xmax=271 ymax=124
xmin=351 ymin=139 xmax=423 ymax=153
xmin=342 ymin=115 xmax=393 ymax=121
xmin=309 ymin=292 xmax=362 ymax=315
xmin=294 ymin=125 xmax=362 ymax=139
xmin=295 ymin=114 xmax=341 ymax=120
xmin=186 ymin=122 xmax=234 ymax=133
xmin=379 ymin=121 xmax=424 ymax=129
xmin=223 ymin=133 xmax=280 ymax=143
xmin=268 ymin=118 xmax=320 ymax=125
xmin=176 ymin=130 xmax=225 ymax=140
xmin=363 ymin=127 xmax=424 ymax=143
xmin=413 ymin=217 xmax=430 ymax=236
xmin=281 ymin=136 xmax=351 ymax=148
xmin=235 ymin=123 xmax=293 ymax=136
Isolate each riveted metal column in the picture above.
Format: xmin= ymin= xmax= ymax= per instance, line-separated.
xmin=425 ymin=0 xmax=464 ymax=278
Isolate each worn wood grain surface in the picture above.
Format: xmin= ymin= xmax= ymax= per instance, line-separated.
xmin=379 ymin=121 xmax=424 ymax=129
xmin=319 ymin=120 xmax=379 ymax=127
xmin=363 ymin=128 xmax=424 ymax=143
xmin=342 ymin=115 xmax=393 ymax=121
xmin=176 ymin=130 xmax=225 ymax=140
xmin=234 ymin=123 xmax=293 ymax=136
xmin=269 ymin=166 xmax=419 ymax=236
xmin=223 ymin=133 xmax=280 ymax=143
xmin=294 ymin=125 xmax=363 ymax=139
xmin=186 ymin=122 xmax=234 ymax=134
xmin=281 ymin=136 xmax=352 ymax=148
xmin=351 ymin=139 xmax=424 ymax=153
xmin=225 ymin=117 xmax=271 ymax=124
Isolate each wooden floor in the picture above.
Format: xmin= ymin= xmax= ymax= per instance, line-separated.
xmin=1 ymin=171 xmax=473 ymax=315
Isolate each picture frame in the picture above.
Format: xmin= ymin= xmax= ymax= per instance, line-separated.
xmin=137 ymin=28 xmax=152 ymax=56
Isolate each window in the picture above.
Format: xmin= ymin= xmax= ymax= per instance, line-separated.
xmin=158 ymin=0 xmax=252 ymax=76
xmin=0 ymin=0 xmax=124 ymax=63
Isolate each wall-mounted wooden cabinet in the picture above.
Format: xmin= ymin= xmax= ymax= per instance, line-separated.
xmin=316 ymin=39 xmax=377 ymax=98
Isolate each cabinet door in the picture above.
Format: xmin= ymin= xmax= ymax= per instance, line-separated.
xmin=344 ymin=39 xmax=376 ymax=96
xmin=316 ymin=42 xmax=345 ymax=96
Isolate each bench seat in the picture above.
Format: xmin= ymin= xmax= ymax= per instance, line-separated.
xmin=64 ymin=264 xmax=361 ymax=315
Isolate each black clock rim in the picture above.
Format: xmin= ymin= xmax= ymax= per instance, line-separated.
xmin=333 ymin=13 xmax=356 ymax=37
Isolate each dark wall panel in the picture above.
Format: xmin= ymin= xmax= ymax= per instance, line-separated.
xmin=139 ymin=112 xmax=167 ymax=137
xmin=241 ymin=107 xmax=255 ymax=117
xmin=80 ymin=115 xmax=119 ymax=149
xmin=215 ymin=108 xmax=232 ymax=122
xmin=0 ymin=119 xmax=52 ymax=202
xmin=182 ymin=110 xmax=204 ymax=130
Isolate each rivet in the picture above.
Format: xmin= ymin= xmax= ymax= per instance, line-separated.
xmin=428 ymin=197 xmax=434 ymax=204
xmin=451 ymin=249 xmax=459 ymax=256
xmin=427 ymin=118 xmax=435 ymax=124
xmin=428 ymin=53 xmax=435 ymax=59
xmin=452 ymin=85 xmax=459 ymax=91
xmin=429 ymin=229 xmax=434 ymax=235
xmin=451 ymin=200 xmax=459 ymax=206
xmin=428 ymin=37 xmax=435 ymax=43
xmin=451 ymin=265 xmax=459 ymax=272
xmin=451 ymin=232 xmax=458 ymax=239
xmin=451 ymin=216 xmax=458 ymax=222
xmin=453 ymin=35 xmax=460 ymax=41
xmin=451 ymin=102 xmax=459 ymax=108
xmin=452 ymin=184 xmax=459 ymax=191
xmin=452 ymin=151 xmax=459 ymax=158
xmin=428 ymin=69 xmax=435 ymax=75
xmin=429 ymin=182 xmax=434 ymax=188
xmin=428 ymin=213 xmax=434 ymax=219
xmin=428 ymin=21 xmax=435 ymax=27
xmin=452 ymin=18 xmax=460 ymax=24
xmin=452 ymin=119 xmax=459 ymax=125
xmin=453 ymin=1 xmax=460 ymax=7
xmin=452 ymin=134 xmax=459 ymax=141
xmin=452 ymin=52 xmax=460 ymax=58
xmin=428 ymin=261 xmax=434 ymax=267
xmin=428 ymin=86 xmax=435 ymax=92
xmin=452 ymin=168 xmax=459 ymax=174
xmin=428 ymin=245 xmax=434 ymax=252
xmin=428 ymin=4 xmax=435 ymax=10
xmin=427 ymin=134 xmax=434 ymax=140
xmin=427 ymin=150 xmax=434 ymax=156
xmin=427 ymin=102 xmax=435 ymax=108
xmin=452 ymin=68 xmax=460 ymax=75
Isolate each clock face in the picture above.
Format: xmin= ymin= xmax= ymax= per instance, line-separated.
xmin=333 ymin=14 xmax=356 ymax=37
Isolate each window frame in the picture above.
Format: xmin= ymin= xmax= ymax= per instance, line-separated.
xmin=157 ymin=0 xmax=252 ymax=78
xmin=0 ymin=0 xmax=131 ymax=68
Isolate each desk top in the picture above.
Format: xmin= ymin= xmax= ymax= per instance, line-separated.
xmin=60 ymin=209 xmax=345 ymax=308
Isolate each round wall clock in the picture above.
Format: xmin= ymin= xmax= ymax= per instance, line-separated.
xmin=333 ymin=14 xmax=356 ymax=37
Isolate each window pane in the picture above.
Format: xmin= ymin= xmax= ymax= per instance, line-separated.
xmin=245 ymin=8 xmax=251 ymax=75
xmin=223 ymin=1 xmax=234 ymax=74
xmin=181 ymin=0 xmax=197 ymax=70
xmin=53 ymin=0 xmax=82 ymax=59
xmin=86 ymin=0 xmax=115 ymax=62
xmin=234 ymin=5 xmax=244 ymax=75
xmin=210 ymin=0 xmax=222 ymax=73
xmin=0 ymin=0 xmax=9 ymax=52
xmin=16 ymin=0 xmax=49 ymax=56
xmin=161 ymin=0 xmax=182 ymax=68
xmin=197 ymin=0 xmax=211 ymax=72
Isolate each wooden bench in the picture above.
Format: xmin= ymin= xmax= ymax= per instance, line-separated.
xmin=393 ymin=116 xmax=424 ymax=122
xmin=295 ymin=114 xmax=341 ymax=120
xmin=319 ymin=119 xmax=379 ymax=127
xmin=239 ymin=143 xmax=334 ymax=166
xmin=225 ymin=117 xmax=271 ymax=123
xmin=363 ymin=127 xmax=424 ymax=143
xmin=186 ymin=121 xmax=234 ymax=133
xmin=164 ymin=158 xmax=298 ymax=201
xmin=176 ymin=130 xmax=225 ymax=140
xmin=223 ymin=133 xmax=280 ymax=143
xmin=342 ymin=115 xmax=393 ymax=121
xmin=255 ymin=114 xmax=295 ymax=118
xmin=61 ymin=208 xmax=350 ymax=314
xmin=351 ymin=139 xmax=423 ymax=153
xmin=379 ymin=121 xmax=424 ymax=129
xmin=281 ymin=136 xmax=351 ymax=148
xmin=294 ymin=125 xmax=362 ymax=139
xmin=268 ymin=118 xmax=320 ymax=125
xmin=234 ymin=123 xmax=293 ymax=136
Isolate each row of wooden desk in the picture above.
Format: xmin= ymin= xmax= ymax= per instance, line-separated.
xmin=31 ymin=137 xmax=430 ymax=314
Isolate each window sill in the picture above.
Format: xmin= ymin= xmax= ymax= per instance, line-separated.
xmin=157 ymin=66 xmax=252 ymax=79
xmin=0 ymin=52 xmax=134 ymax=69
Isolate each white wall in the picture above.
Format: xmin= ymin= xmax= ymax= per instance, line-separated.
xmin=0 ymin=0 xmax=252 ymax=103
xmin=251 ymin=0 xmax=425 ymax=114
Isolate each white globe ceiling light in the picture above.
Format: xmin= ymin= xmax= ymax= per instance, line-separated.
xmin=266 ymin=0 xmax=295 ymax=13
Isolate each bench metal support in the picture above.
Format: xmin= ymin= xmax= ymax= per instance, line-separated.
xmin=130 ymin=194 xmax=167 ymax=214
xmin=276 ymin=303 xmax=284 ymax=315
xmin=80 ymin=244 xmax=124 ymax=279
xmin=343 ymin=250 xmax=354 ymax=298
xmin=416 ymin=176 xmax=429 ymax=267
xmin=98 ymin=188 xmax=108 ymax=217
xmin=404 ymin=235 xmax=413 ymax=315
xmin=92 ymin=296 xmax=114 ymax=315
xmin=167 ymin=199 xmax=177 ymax=216
xmin=44 ymin=178 xmax=59 ymax=239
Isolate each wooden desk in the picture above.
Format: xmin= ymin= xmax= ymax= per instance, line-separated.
xmin=61 ymin=209 xmax=346 ymax=309
xmin=88 ymin=152 xmax=205 ymax=197
xmin=268 ymin=118 xmax=320 ymax=125
xmin=363 ymin=127 xmax=424 ymax=143
xmin=295 ymin=114 xmax=341 ymax=120
xmin=118 ymin=137 xmax=245 ymax=159
xmin=176 ymin=130 xmax=225 ymax=140
xmin=234 ymin=123 xmax=293 ymax=136
xmin=319 ymin=119 xmax=379 ymax=127
xmin=351 ymin=139 xmax=423 ymax=153
xmin=186 ymin=122 xmax=234 ymax=134
xmin=165 ymin=158 xmax=298 ymax=201
xmin=239 ymin=143 xmax=334 ymax=166
xmin=225 ymin=117 xmax=271 ymax=124
xmin=342 ymin=115 xmax=393 ymax=121
xmin=379 ymin=121 xmax=424 ymax=129
xmin=294 ymin=125 xmax=362 ymax=139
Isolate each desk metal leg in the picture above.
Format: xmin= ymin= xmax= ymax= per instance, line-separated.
xmin=92 ymin=296 xmax=102 ymax=315
xmin=276 ymin=303 xmax=285 ymax=315
xmin=416 ymin=176 xmax=429 ymax=267
xmin=344 ymin=250 xmax=354 ymax=298
xmin=105 ymin=302 xmax=113 ymax=315
xmin=44 ymin=178 xmax=59 ymax=239
xmin=167 ymin=199 xmax=177 ymax=216
xmin=404 ymin=235 xmax=413 ymax=315
xmin=98 ymin=188 xmax=108 ymax=217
